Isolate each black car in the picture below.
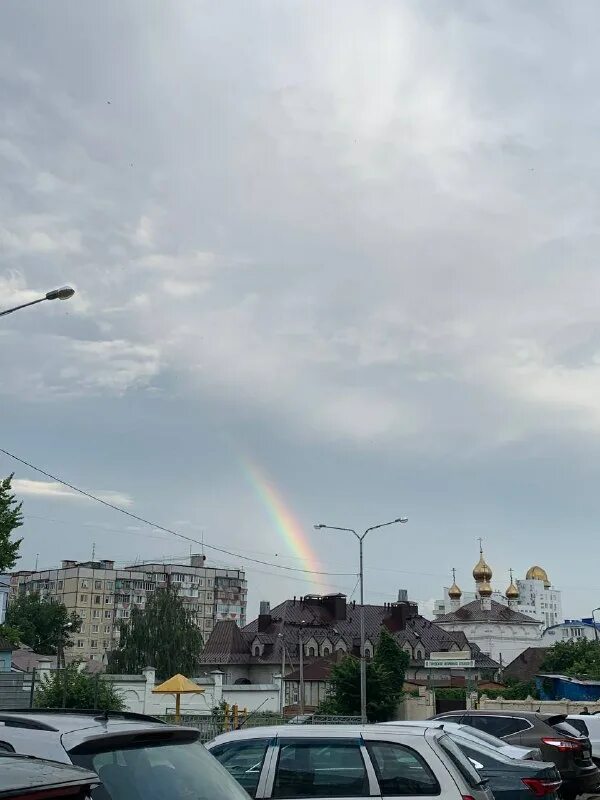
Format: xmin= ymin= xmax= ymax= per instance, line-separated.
xmin=434 ymin=710 xmax=600 ymax=800
xmin=451 ymin=731 xmax=562 ymax=800
xmin=0 ymin=752 xmax=99 ymax=800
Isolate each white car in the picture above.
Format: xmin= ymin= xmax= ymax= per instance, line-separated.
xmin=380 ymin=719 xmax=542 ymax=760
xmin=567 ymin=715 xmax=600 ymax=763
xmin=207 ymin=723 xmax=494 ymax=800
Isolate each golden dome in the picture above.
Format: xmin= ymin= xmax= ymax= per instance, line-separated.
xmin=478 ymin=580 xmax=493 ymax=597
xmin=526 ymin=565 xmax=550 ymax=588
xmin=473 ymin=544 xmax=492 ymax=583
xmin=448 ymin=568 xmax=462 ymax=599
xmin=506 ymin=569 xmax=519 ymax=599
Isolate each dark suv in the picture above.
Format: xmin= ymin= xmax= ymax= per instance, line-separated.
xmin=433 ymin=710 xmax=600 ymax=800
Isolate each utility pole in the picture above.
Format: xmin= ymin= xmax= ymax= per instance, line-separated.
xmin=314 ymin=517 xmax=408 ymax=724
xmin=299 ymin=632 xmax=304 ymax=715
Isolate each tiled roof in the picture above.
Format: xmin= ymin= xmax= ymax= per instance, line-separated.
xmin=435 ymin=600 xmax=539 ymax=625
xmin=200 ymin=596 xmax=475 ymax=667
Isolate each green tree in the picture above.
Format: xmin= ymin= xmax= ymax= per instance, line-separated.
xmin=5 ymin=593 xmax=81 ymax=655
xmin=35 ymin=662 xmax=124 ymax=710
xmin=0 ymin=474 xmax=23 ymax=571
xmin=107 ymin=587 xmax=203 ymax=678
xmin=541 ymin=640 xmax=600 ymax=680
xmin=320 ymin=629 xmax=409 ymax=722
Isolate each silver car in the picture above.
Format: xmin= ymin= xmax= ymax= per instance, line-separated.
xmin=380 ymin=719 xmax=542 ymax=760
xmin=208 ymin=723 xmax=495 ymax=800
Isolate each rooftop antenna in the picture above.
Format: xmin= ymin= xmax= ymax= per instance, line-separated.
xmin=34 ymin=553 xmax=39 ymax=571
xmin=91 ymin=542 xmax=96 ymax=562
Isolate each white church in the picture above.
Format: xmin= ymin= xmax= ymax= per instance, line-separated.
xmin=434 ymin=548 xmax=546 ymax=666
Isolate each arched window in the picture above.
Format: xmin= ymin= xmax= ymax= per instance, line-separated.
xmin=253 ymin=645 xmax=260 ymax=656
xmin=308 ymin=647 xmax=316 ymax=657
xmin=323 ymin=647 xmax=330 ymax=656
xmin=364 ymin=647 xmax=372 ymax=659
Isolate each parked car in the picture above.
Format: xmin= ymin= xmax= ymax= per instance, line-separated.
xmin=380 ymin=719 xmax=542 ymax=760
xmin=207 ymin=723 xmax=494 ymax=800
xmin=567 ymin=714 xmax=600 ymax=766
xmin=0 ymin=709 xmax=250 ymax=800
xmin=0 ymin=752 xmax=99 ymax=800
xmin=432 ymin=709 xmax=600 ymax=799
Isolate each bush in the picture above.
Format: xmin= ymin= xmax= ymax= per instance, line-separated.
xmin=35 ymin=663 xmax=124 ymax=711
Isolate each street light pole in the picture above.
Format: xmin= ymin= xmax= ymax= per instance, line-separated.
xmin=592 ymin=608 xmax=600 ymax=644
xmin=0 ymin=286 xmax=75 ymax=318
xmin=314 ymin=517 xmax=408 ymax=724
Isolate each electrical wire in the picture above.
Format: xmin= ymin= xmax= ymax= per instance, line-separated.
xmin=1 ymin=447 xmax=354 ymax=577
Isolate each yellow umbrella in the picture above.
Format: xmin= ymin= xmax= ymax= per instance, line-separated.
xmin=152 ymin=674 xmax=204 ymax=722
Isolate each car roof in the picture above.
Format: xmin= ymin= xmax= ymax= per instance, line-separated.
xmin=0 ymin=709 xmax=169 ymax=735
xmin=438 ymin=710 xmax=544 ymax=720
xmin=208 ymin=723 xmax=440 ymax=746
xmin=0 ymin=752 xmax=99 ymax=796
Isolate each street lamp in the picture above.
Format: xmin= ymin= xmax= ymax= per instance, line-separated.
xmin=314 ymin=517 xmax=408 ymax=723
xmin=0 ymin=286 xmax=75 ymax=318
xmin=592 ymin=608 xmax=600 ymax=644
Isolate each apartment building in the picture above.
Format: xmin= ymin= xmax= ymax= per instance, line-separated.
xmin=11 ymin=555 xmax=247 ymax=663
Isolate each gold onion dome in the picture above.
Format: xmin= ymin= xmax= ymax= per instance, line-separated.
xmin=506 ymin=569 xmax=519 ymax=599
xmin=526 ymin=565 xmax=550 ymax=588
xmin=478 ymin=580 xmax=493 ymax=597
xmin=448 ymin=569 xmax=462 ymax=599
xmin=473 ymin=547 xmax=492 ymax=582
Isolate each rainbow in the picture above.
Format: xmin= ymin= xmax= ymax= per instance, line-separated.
xmin=240 ymin=457 xmax=329 ymax=593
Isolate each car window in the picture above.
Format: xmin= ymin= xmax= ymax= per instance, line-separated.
xmin=367 ymin=741 xmax=440 ymax=796
xmin=272 ymin=738 xmax=369 ymax=798
xmin=70 ymin=739 xmax=249 ymax=800
xmin=455 ymin=743 xmax=497 ymax=770
xmin=568 ymin=719 xmax=589 ymax=737
xmin=466 ymin=715 xmax=530 ymax=738
xmin=210 ymin=738 xmax=270 ymax=797
xmin=459 ymin=727 xmax=507 ymax=750
xmin=437 ymin=736 xmax=484 ymax=791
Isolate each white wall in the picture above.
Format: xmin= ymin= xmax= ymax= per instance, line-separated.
xmin=436 ymin=621 xmax=541 ymax=665
xmin=98 ymin=668 xmax=282 ymax=715
xmin=541 ymin=623 xmax=598 ymax=645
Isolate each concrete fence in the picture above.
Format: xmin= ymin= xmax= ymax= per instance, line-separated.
xmin=478 ymin=695 xmax=600 ymax=715
xmin=34 ymin=663 xmax=282 ymax=716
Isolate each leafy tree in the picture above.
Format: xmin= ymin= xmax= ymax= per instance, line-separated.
xmin=5 ymin=593 xmax=81 ymax=655
xmin=0 ymin=624 xmax=21 ymax=648
xmin=541 ymin=640 xmax=600 ymax=680
xmin=320 ymin=629 xmax=409 ymax=722
xmin=35 ymin=662 xmax=124 ymax=710
xmin=0 ymin=475 xmax=23 ymax=572
xmin=107 ymin=587 xmax=203 ymax=678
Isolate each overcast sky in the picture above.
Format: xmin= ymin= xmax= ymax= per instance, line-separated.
xmin=2 ymin=1 xmax=600 ymax=621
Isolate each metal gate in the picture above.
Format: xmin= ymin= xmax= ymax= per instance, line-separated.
xmin=0 ymin=673 xmax=33 ymax=709
xmin=435 ymin=696 xmax=465 ymax=715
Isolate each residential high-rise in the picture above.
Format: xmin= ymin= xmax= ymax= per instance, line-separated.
xmin=11 ymin=555 xmax=247 ymax=663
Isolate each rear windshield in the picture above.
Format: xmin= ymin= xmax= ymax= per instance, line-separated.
xmin=568 ymin=719 xmax=589 ymax=737
xmin=461 ymin=728 xmax=508 ymax=750
xmin=437 ymin=735 xmax=484 ymax=790
xmin=70 ymin=739 xmax=249 ymax=800
xmin=552 ymin=721 xmax=585 ymax=739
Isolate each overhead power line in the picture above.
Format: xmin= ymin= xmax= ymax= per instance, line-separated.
xmin=0 ymin=447 xmax=355 ymax=578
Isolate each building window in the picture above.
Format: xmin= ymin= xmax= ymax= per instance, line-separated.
xmin=104 ymin=625 xmax=111 ymax=633
xmin=105 ymin=596 xmax=112 ymax=604
xmin=308 ymin=647 xmax=316 ymax=657
xmin=79 ymin=609 xmax=87 ymax=618
xmin=135 ymin=595 xmax=143 ymax=604
xmin=80 ymin=580 xmax=89 ymax=589
xmin=90 ymin=640 xmax=98 ymax=649
xmin=92 ymin=624 xmax=99 ymax=633
xmin=94 ymin=595 xmax=101 ymax=604
xmin=79 ymin=594 xmax=88 ymax=603
xmin=93 ymin=610 xmax=100 ymax=619
xmin=323 ymin=647 xmax=330 ymax=656
xmin=102 ymin=640 xmax=109 ymax=649
xmin=57 ymin=581 xmax=63 ymax=590
xmin=106 ymin=581 xmax=114 ymax=590
xmin=104 ymin=610 xmax=112 ymax=618
xmin=253 ymin=646 xmax=260 ymax=656
xmin=77 ymin=640 xmax=84 ymax=648
xmin=80 ymin=624 xmax=86 ymax=634
xmin=94 ymin=580 xmax=102 ymax=589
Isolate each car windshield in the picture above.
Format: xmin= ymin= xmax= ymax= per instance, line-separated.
xmin=70 ymin=739 xmax=250 ymax=800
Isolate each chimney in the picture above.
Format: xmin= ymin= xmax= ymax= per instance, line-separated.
xmin=384 ymin=600 xmax=418 ymax=632
xmin=321 ymin=594 xmax=347 ymax=621
xmin=191 ymin=554 xmax=207 ymax=568
xmin=397 ymin=589 xmax=408 ymax=603
xmin=61 ymin=560 xmax=78 ymax=569
xmin=258 ymin=601 xmax=271 ymax=632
